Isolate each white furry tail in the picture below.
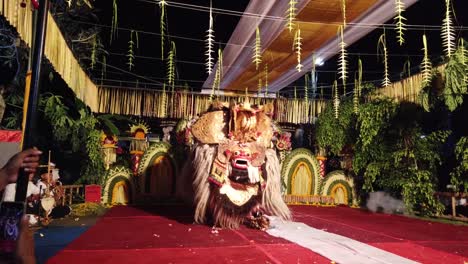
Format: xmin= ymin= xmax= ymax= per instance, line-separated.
xmin=192 ymin=144 xmax=216 ymax=224
xmin=263 ymin=149 xmax=291 ymax=220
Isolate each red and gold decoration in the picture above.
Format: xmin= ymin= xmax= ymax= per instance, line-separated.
xmin=316 ymin=156 xmax=327 ymax=178
xmin=100 ymin=132 xmax=118 ymax=170
xmin=187 ymin=99 xmax=291 ymax=229
xmin=129 ymin=122 xmax=150 ymax=176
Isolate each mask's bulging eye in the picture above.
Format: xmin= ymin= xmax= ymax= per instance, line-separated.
xmin=234 ymin=151 xmax=240 ymax=156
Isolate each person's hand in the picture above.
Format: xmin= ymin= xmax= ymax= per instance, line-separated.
xmin=15 ymin=216 xmax=36 ymax=264
xmin=1 ymin=148 xmax=42 ymax=184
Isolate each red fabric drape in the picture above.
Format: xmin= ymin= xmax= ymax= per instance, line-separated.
xmin=0 ymin=130 xmax=22 ymax=142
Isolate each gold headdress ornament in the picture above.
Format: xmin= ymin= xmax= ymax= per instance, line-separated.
xmin=129 ymin=121 xmax=150 ymax=154
xmin=129 ymin=122 xmax=150 ymax=137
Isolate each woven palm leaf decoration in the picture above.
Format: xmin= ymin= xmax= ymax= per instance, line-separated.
xmin=258 ymin=77 xmax=262 ymax=97
xmin=167 ymin=41 xmax=176 ymax=93
xmin=264 ymin=63 xmax=269 ymax=98
xmin=304 ymin=73 xmax=309 ymax=103
xmin=91 ymin=35 xmax=97 ymax=69
xmin=353 ymin=58 xmax=363 ymax=114
xmin=353 ymin=76 xmax=358 ymax=114
xmin=403 ymin=59 xmax=413 ymax=92
xmin=253 ymin=27 xmax=262 ymax=70
xmin=338 ymin=25 xmax=348 ymax=90
xmin=394 ymin=0 xmax=406 ymax=46
xmin=294 ymin=28 xmax=303 ymax=72
xmin=441 ymin=0 xmax=455 ymax=57
xmin=100 ymin=55 xmax=107 ymax=85
xmin=421 ymin=34 xmax=432 ymax=87
xmin=161 ymin=83 xmax=167 ymax=117
xmin=341 ymin=0 xmax=346 ymax=28
xmin=110 ymin=0 xmax=118 ymax=43
xmin=459 ymin=39 xmax=468 ymax=85
xmin=159 ymin=0 xmax=167 ymax=60
xmin=210 ymin=48 xmax=223 ymax=101
xmin=286 ymin=0 xmax=297 ymax=32
xmin=357 ymin=58 xmax=362 ymax=97
xmin=377 ymin=31 xmax=391 ymax=87
xmin=311 ymin=55 xmax=318 ymax=99
xmin=127 ymin=30 xmax=138 ymax=71
xmin=333 ymin=80 xmax=340 ymax=119
xmin=216 ymin=48 xmax=223 ymax=97
xmin=205 ymin=2 xmax=215 ymax=75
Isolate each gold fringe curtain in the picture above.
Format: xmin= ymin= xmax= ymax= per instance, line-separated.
xmin=374 ymin=64 xmax=446 ymax=103
xmin=0 ymin=0 xmax=98 ymax=111
xmin=98 ymin=86 xmax=326 ymax=124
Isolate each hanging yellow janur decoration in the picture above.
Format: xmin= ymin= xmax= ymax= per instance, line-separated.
xmin=100 ymin=55 xmax=107 ymax=85
xmin=357 ymin=58 xmax=362 ymax=97
xmin=293 ymin=28 xmax=303 ymax=72
xmin=286 ymin=0 xmax=297 ymax=32
xmin=338 ymin=25 xmax=348 ymax=92
xmin=403 ymin=59 xmax=413 ymax=92
xmin=264 ymin=63 xmax=268 ymax=98
xmin=353 ymin=76 xmax=358 ymax=114
xmin=161 ymin=83 xmax=167 ymax=117
xmin=441 ymin=0 xmax=455 ymax=58
xmin=377 ymin=30 xmax=391 ymax=87
xmin=209 ymin=69 xmax=218 ymax=101
xmin=127 ymin=30 xmax=139 ymax=71
xmin=353 ymin=58 xmax=362 ymax=114
xmin=257 ymin=77 xmax=262 ymax=97
xmin=333 ymin=80 xmax=340 ymax=119
xmin=304 ymin=73 xmax=309 ymax=103
xmin=394 ymin=0 xmax=406 ymax=46
xmin=216 ymin=48 xmax=223 ymax=97
xmin=459 ymin=39 xmax=468 ymax=85
xmin=110 ymin=0 xmax=118 ymax=43
xmin=341 ymin=0 xmax=347 ymax=27
xmin=253 ymin=27 xmax=262 ymax=70
xmin=421 ymin=34 xmax=432 ymax=87
xmin=205 ymin=1 xmax=214 ymax=75
xmin=167 ymin=41 xmax=176 ymax=93
xmin=210 ymin=48 xmax=223 ymax=101
xmin=90 ymin=34 xmax=97 ymax=70
xmin=159 ymin=0 xmax=167 ymax=60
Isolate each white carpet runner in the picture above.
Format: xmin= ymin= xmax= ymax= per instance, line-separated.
xmin=267 ymin=217 xmax=419 ymax=264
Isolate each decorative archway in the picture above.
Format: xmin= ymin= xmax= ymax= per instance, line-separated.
xmin=103 ymin=166 xmax=134 ymax=204
xmin=281 ymin=148 xmax=321 ymax=195
xmin=320 ymin=170 xmax=356 ymax=205
xmin=137 ymin=142 xmax=177 ymax=197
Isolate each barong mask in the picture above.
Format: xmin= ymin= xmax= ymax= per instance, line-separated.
xmin=188 ymin=100 xmax=291 ymax=229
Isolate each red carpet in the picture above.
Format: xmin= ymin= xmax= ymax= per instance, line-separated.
xmin=48 ymin=205 xmax=468 ymax=264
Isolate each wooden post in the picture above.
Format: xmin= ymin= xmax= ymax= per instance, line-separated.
xmin=451 ymin=194 xmax=456 ymax=217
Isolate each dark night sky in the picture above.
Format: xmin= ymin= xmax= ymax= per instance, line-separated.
xmin=88 ymin=0 xmax=468 ymax=98
xmin=91 ymin=0 xmax=250 ymax=91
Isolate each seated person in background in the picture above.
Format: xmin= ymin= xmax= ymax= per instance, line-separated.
xmin=2 ymin=173 xmax=40 ymax=225
xmin=36 ymin=165 xmax=70 ymax=219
